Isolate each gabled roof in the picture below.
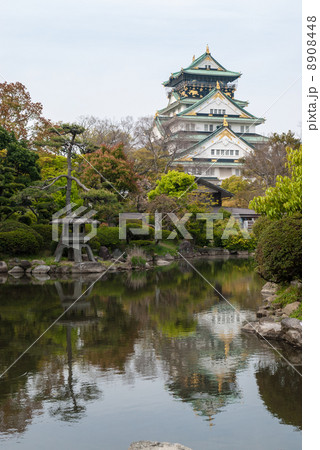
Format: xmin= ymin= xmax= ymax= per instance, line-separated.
xmin=177 ymin=87 xmax=258 ymax=119
xmin=186 ymin=49 xmax=227 ymax=71
xmin=163 ymin=47 xmax=241 ymax=86
xmin=176 ymin=124 xmax=255 ymax=159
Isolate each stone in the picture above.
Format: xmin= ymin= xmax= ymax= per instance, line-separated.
xmin=281 ymin=318 xmax=302 ymax=347
xmin=31 ymin=259 xmax=46 ymax=266
xmin=55 ymin=265 xmax=72 ymax=274
xmin=237 ymin=250 xmax=249 ymax=256
xmin=128 ymin=442 xmax=192 ymax=450
xmin=256 ymin=321 xmax=282 ymax=338
xmin=261 ymin=282 xmax=278 ymax=296
xmin=99 ymin=246 xmax=111 ymax=260
xmin=242 ymin=320 xmax=281 ymax=339
xmin=32 ymin=265 xmax=51 ymax=274
xmin=178 ymin=240 xmax=194 ymax=255
xmin=156 ymin=259 xmax=171 ymax=266
xmin=19 ymin=260 xmax=32 ymax=269
xmin=0 ymin=261 xmax=8 ymax=273
xmin=8 ymin=265 xmax=24 ymax=274
xmin=256 ymin=308 xmax=268 ymax=318
xmin=112 ymin=248 xmax=124 ymax=260
xmin=290 ymin=280 xmax=302 ymax=288
xmin=282 ymin=302 xmax=301 ymax=316
xmin=164 ymin=253 xmax=175 ymax=261
xmin=71 ymin=262 xmax=106 ymax=273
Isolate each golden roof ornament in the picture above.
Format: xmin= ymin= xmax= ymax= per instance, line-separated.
xmin=216 ymin=81 xmax=220 ymax=90
xmin=192 ymin=55 xmax=195 ymax=62
xmin=223 ymin=115 xmax=228 ymax=127
xmin=206 ymin=44 xmax=210 ymax=54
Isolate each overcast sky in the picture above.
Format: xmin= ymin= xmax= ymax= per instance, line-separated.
xmin=1 ymin=0 xmax=301 ymax=137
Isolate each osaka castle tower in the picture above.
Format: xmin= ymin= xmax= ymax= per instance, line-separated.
xmin=154 ymin=45 xmax=267 ymax=183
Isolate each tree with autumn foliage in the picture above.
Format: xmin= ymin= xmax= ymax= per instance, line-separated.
xmin=0 ymin=82 xmax=44 ymax=141
xmin=79 ymin=144 xmax=139 ymax=195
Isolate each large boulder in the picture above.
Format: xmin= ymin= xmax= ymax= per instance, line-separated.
xmin=282 ymin=302 xmax=301 ymax=316
xmin=0 ymin=261 xmax=8 ymax=273
xmin=281 ymin=318 xmax=302 ymax=347
xmin=112 ymin=248 xmax=124 ymax=260
xmin=242 ymin=320 xmax=281 ymax=339
xmin=99 ymin=246 xmax=111 ymax=260
xmin=32 ymin=265 xmax=51 ymax=274
xmin=8 ymin=265 xmax=24 ymax=274
xmin=19 ymin=260 xmax=32 ymax=270
xmin=128 ymin=442 xmax=192 ymax=450
xmin=178 ymin=240 xmax=194 ymax=256
xmin=261 ymin=282 xmax=278 ymax=296
xmin=31 ymin=259 xmax=46 ymax=266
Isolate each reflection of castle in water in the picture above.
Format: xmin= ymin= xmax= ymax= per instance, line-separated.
xmin=156 ymin=302 xmax=256 ymax=424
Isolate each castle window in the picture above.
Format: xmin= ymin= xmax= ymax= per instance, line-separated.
xmin=204 ymin=124 xmax=208 ymax=131
xmin=221 ymin=149 xmax=225 ymax=156
xmin=216 ymin=149 xmax=220 ymax=156
xmin=246 ymin=126 xmax=250 ymax=132
xmin=209 ymin=124 xmax=213 ymax=131
xmin=214 ymin=109 xmax=217 ymax=114
xmin=240 ymin=126 xmax=245 ymax=133
xmin=226 ymin=150 xmax=229 ymax=156
xmin=210 ymin=109 xmax=213 ymax=114
xmin=235 ymin=150 xmax=239 ymax=156
xmin=211 ymin=149 xmax=215 ymax=155
xmin=230 ymin=150 xmax=234 ymax=156
xmin=222 ymin=109 xmax=226 ymax=115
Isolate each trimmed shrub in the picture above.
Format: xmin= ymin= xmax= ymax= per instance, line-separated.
xmin=31 ymin=224 xmax=53 ymax=249
xmin=222 ymin=234 xmax=257 ymax=251
xmin=255 ymin=213 xmax=302 ymax=283
xmin=0 ymin=221 xmax=43 ymax=248
xmin=129 ymin=240 xmax=154 ymax=247
xmin=252 ymin=216 xmax=272 ymax=239
xmin=125 ymin=222 xmax=155 ymax=240
xmin=97 ymin=226 xmax=121 ymax=249
xmin=0 ymin=230 xmax=42 ymax=255
xmin=89 ymin=235 xmax=101 ymax=252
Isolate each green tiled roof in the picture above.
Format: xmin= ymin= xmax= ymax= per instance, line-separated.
xmin=177 ymin=87 xmax=256 ymax=119
xmin=186 ymin=51 xmax=227 ymax=71
xmin=175 ymin=125 xmax=255 ymax=158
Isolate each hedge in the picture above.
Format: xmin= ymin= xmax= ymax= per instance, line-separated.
xmin=0 ymin=230 xmax=42 ymax=255
xmin=255 ymin=213 xmax=302 ymax=283
xmin=96 ymin=226 xmax=121 ymax=249
xmin=31 ymin=224 xmax=53 ymax=249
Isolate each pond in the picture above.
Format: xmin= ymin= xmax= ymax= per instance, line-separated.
xmin=0 ymin=258 xmax=302 ymax=450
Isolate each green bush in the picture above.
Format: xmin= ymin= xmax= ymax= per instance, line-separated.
xmin=129 ymin=240 xmax=154 ymax=247
xmin=0 ymin=230 xmax=42 ymax=255
xmin=0 ymin=221 xmax=43 ymax=249
xmin=222 ymin=234 xmax=257 ymax=251
xmin=31 ymin=224 xmax=53 ymax=249
xmin=89 ymin=235 xmax=101 ymax=252
xmin=131 ymin=256 xmax=146 ymax=267
xmin=125 ymin=222 xmax=155 ymax=240
xmin=252 ymin=216 xmax=272 ymax=239
xmin=97 ymin=226 xmax=121 ymax=249
xmin=18 ymin=215 xmax=32 ymax=226
xmin=255 ymin=213 xmax=302 ymax=283
xmin=160 ymin=229 xmax=174 ymax=241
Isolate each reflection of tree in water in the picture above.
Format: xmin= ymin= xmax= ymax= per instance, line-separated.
xmin=80 ymin=296 xmax=140 ymax=373
xmin=255 ymin=358 xmax=302 ymax=430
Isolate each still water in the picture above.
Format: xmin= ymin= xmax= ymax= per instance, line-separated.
xmin=0 ymin=258 xmax=301 ymax=450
